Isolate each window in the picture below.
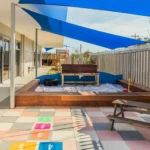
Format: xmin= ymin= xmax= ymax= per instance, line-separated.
xmin=16 ymin=42 xmax=21 ymax=50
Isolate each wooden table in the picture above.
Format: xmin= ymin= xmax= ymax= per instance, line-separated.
xmin=61 ymin=73 xmax=100 ymax=86
xmin=107 ymin=99 xmax=150 ymax=130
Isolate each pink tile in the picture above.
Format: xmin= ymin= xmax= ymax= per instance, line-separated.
xmin=63 ymin=139 xmax=77 ymax=150
xmin=21 ymin=112 xmax=38 ymax=117
xmin=54 ymin=117 xmax=72 ymax=123
xmin=73 ymin=123 xmax=94 ymax=131
xmin=90 ymin=117 xmax=109 ymax=123
xmin=124 ymin=112 xmax=137 ymax=117
xmin=9 ymin=108 xmax=24 ymax=112
xmin=0 ymin=131 xmax=30 ymax=141
xmin=126 ymin=141 xmax=150 ymax=150
xmin=85 ymin=107 xmax=100 ymax=112
xmin=34 ymin=123 xmax=51 ymax=130
xmin=96 ymin=131 xmax=123 ymax=141
xmin=134 ymin=126 xmax=150 ymax=140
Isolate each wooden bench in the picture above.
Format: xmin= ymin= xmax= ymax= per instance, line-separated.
xmin=61 ymin=64 xmax=99 ymax=86
xmin=107 ymin=99 xmax=150 ymax=130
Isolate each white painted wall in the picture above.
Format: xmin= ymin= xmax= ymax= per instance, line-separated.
xmin=0 ymin=22 xmax=21 ymax=41
xmin=0 ymin=22 xmax=35 ymax=77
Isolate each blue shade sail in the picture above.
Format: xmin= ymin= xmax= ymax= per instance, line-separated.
xmin=23 ymin=8 xmax=145 ymax=49
xmin=45 ymin=48 xmax=53 ymax=51
xmin=19 ymin=0 xmax=150 ymax=16
xmin=21 ymin=5 xmax=68 ymax=21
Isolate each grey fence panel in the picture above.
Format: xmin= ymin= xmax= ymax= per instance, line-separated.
xmin=94 ymin=48 xmax=150 ymax=88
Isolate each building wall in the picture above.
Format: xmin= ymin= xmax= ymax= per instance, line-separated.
xmin=0 ymin=22 xmax=21 ymax=41
xmin=23 ymin=36 xmax=34 ymax=76
xmin=0 ymin=22 xmax=37 ymax=78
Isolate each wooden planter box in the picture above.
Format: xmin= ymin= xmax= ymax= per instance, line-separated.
xmin=61 ymin=64 xmax=97 ymax=73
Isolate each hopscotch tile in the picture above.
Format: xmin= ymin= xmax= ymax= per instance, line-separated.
xmin=30 ymin=130 xmax=50 ymax=140
xmin=9 ymin=142 xmax=37 ymax=150
xmin=34 ymin=123 xmax=52 ymax=130
xmin=37 ymin=117 xmax=53 ymax=123
xmin=38 ymin=142 xmax=62 ymax=150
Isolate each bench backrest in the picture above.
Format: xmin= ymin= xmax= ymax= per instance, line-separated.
xmin=61 ymin=64 xmax=97 ymax=73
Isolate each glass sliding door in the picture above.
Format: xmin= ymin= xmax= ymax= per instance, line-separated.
xmin=0 ymin=36 xmax=2 ymax=83
xmin=0 ymin=35 xmax=20 ymax=83
xmin=3 ymin=39 xmax=10 ymax=81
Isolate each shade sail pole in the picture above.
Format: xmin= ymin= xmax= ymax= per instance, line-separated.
xmin=35 ymin=28 xmax=38 ymax=78
xmin=10 ymin=3 xmax=16 ymax=108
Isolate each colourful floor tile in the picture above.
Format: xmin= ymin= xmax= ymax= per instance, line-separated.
xmin=96 ymin=131 xmax=123 ymax=141
xmin=114 ymin=123 xmax=137 ymax=131
xmin=40 ymin=107 xmax=55 ymax=112
xmin=0 ymin=106 xmax=147 ymax=150
xmin=53 ymin=123 xmax=73 ymax=131
xmin=0 ymin=123 xmax=13 ymax=131
xmin=93 ymin=123 xmax=111 ymax=130
xmin=3 ymin=111 xmax=22 ymax=117
xmin=31 ymin=130 xmax=50 ymax=140
xmin=54 ymin=116 xmax=72 ymax=123
xmin=37 ymin=117 xmax=53 ymax=123
xmin=10 ymin=123 xmax=34 ymax=130
xmin=118 ymin=131 xmax=145 ymax=141
xmin=124 ymin=112 xmax=137 ymax=117
xmin=125 ymin=141 xmax=150 ymax=150
xmin=0 ymin=131 xmax=30 ymax=141
xmin=51 ymin=131 xmax=74 ymax=141
xmin=63 ymin=139 xmax=77 ymax=150
xmin=72 ymin=116 xmax=91 ymax=124
xmin=101 ymin=141 xmax=130 ymax=150
xmin=76 ymin=140 xmax=103 ymax=150
xmin=75 ymin=131 xmax=99 ymax=142
xmin=9 ymin=142 xmax=37 ymax=150
xmin=55 ymin=112 xmax=71 ymax=117
xmin=90 ymin=117 xmax=109 ymax=123
xmin=0 ymin=116 xmax=18 ymax=123
xmin=21 ymin=112 xmax=38 ymax=117
xmin=39 ymin=142 xmax=62 ymax=150
xmin=87 ymin=112 xmax=105 ymax=117
xmin=34 ymin=123 xmax=51 ymax=130
xmin=73 ymin=123 xmax=94 ymax=131
xmin=103 ymin=112 xmax=114 ymax=116
xmin=134 ymin=125 xmax=150 ymax=140
xmin=9 ymin=108 xmax=25 ymax=112
xmin=38 ymin=112 xmax=55 ymax=117
xmin=16 ymin=117 xmax=37 ymax=123
xmin=40 ymin=109 xmax=55 ymax=112
xmin=0 ymin=141 xmax=14 ymax=150
xmin=55 ymin=107 xmax=70 ymax=112
xmin=100 ymin=107 xmax=114 ymax=112
xmin=85 ymin=107 xmax=100 ymax=112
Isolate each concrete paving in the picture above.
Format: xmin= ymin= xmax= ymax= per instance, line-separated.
xmin=0 ymin=67 xmax=50 ymax=107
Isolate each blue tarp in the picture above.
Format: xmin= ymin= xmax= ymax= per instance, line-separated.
xmin=23 ymin=8 xmax=145 ymax=49
xmin=19 ymin=0 xmax=150 ymax=17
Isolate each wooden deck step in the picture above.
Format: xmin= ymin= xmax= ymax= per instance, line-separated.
xmin=107 ymin=115 xmax=150 ymax=128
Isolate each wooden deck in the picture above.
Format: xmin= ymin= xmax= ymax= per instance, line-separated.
xmin=15 ymin=80 xmax=150 ymax=106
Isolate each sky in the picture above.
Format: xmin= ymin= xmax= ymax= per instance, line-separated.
xmin=44 ymin=7 xmax=150 ymax=54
